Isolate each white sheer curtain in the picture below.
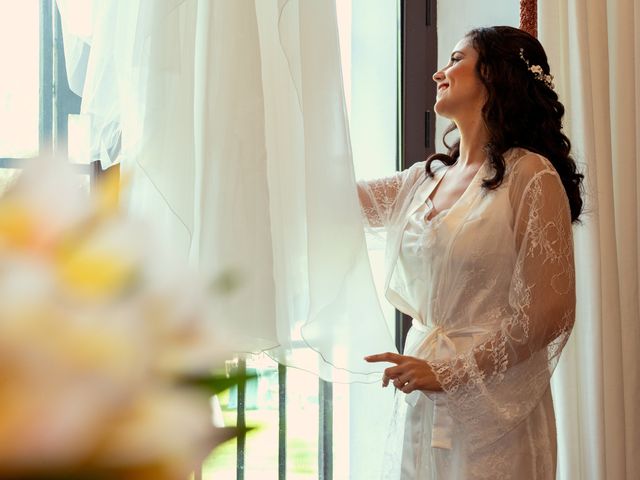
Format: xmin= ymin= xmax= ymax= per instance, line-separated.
xmin=540 ymin=1 xmax=639 ymax=478
xmin=56 ymin=0 xmax=395 ymax=382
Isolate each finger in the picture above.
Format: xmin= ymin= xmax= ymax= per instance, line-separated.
xmin=393 ymin=378 xmax=408 ymax=389
xmin=364 ymin=352 xmax=403 ymax=364
xmin=384 ymin=365 xmax=405 ymax=379
xmin=401 ymin=382 xmax=416 ymax=394
xmin=396 ymin=372 xmax=412 ymax=385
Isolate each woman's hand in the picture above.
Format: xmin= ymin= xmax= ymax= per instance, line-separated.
xmin=365 ymin=352 xmax=443 ymax=393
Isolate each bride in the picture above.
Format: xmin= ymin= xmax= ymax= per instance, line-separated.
xmin=361 ymin=26 xmax=583 ymax=479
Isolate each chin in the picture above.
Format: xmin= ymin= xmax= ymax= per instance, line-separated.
xmin=434 ymin=101 xmax=453 ymax=119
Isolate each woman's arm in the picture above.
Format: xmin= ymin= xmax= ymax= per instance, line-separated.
xmin=432 ymin=162 xmax=575 ymax=391
xmin=356 ymin=162 xmax=424 ymax=228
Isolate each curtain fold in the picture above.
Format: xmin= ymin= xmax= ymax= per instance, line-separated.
xmin=539 ymin=1 xmax=639 ymax=478
xmin=56 ymin=0 xmax=395 ymax=382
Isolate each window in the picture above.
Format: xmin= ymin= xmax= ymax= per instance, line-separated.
xmin=8 ymin=1 xmax=438 ymax=478
xmin=200 ymin=1 xmax=437 ymax=479
xmin=397 ymin=0 xmax=438 ymax=351
xmin=0 ymin=0 xmax=95 ymax=196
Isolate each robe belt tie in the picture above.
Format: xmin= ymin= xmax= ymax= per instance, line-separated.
xmin=405 ymin=318 xmax=491 ymax=450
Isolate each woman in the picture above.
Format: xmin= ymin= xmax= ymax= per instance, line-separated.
xmin=361 ymin=26 xmax=583 ymax=479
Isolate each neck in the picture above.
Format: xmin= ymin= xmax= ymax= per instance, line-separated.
xmin=454 ymin=113 xmax=490 ymax=169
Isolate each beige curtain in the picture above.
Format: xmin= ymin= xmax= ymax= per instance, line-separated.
xmin=539 ymin=1 xmax=639 ymax=478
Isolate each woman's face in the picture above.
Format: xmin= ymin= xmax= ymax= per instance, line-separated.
xmin=432 ymin=37 xmax=487 ymax=121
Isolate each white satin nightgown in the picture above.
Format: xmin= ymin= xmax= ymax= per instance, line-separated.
xmin=357 ymin=148 xmax=575 ymax=479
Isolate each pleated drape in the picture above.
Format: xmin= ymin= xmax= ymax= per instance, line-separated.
xmin=540 ymin=1 xmax=640 ymax=478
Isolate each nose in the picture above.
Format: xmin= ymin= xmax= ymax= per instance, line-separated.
xmin=432 ymin=70 xmax=445 ymax=83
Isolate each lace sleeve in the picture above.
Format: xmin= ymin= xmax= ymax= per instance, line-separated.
xmin=431 ymin=161 xmax=576 ymax=451
xmin=356 ymin=163 xmax=423 ymax=228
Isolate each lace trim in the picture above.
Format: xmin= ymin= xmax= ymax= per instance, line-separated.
xmin=359 ymin=175 xmax=403 ymax=227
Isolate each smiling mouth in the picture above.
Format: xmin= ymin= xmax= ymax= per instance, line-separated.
xmin=438 ymin=84 xmax=449 ymax=92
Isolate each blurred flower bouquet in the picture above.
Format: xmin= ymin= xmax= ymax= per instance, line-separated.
xmin=0 ymin=159 xmax=239 ymax=479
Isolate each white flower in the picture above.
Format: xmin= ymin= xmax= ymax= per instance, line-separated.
xmin=0 ymin=157 xmax=233 ymax=479
xmin=519 ymin=48 xmax=555 ymax=90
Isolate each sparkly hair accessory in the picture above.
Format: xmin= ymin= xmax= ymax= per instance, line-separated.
xmin=519 ymin=48 xmax=555 ymax=89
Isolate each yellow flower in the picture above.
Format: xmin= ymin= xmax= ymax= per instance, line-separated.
xmin=95 ymin=168 xmax=127 ymax=219
xmin=56 ymin=246 xmax=139 ymax=301
xmin=0 ymin=200 xmax=38 ymax=250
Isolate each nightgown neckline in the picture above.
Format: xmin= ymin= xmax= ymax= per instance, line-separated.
xmin=424 ymin=197 xmax=450 ymax=224
xmin=418 ymin=157 xmax=488 ymax=224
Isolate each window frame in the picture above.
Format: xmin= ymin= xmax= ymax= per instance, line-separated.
xmin=0 ymin=0 xmax=99 ymax=182
xmin=397 ymin=0 xmax=438 ymax=353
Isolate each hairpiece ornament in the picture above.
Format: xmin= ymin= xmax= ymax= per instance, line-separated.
xmin=519 ymin=48 xmax=555 ymax=89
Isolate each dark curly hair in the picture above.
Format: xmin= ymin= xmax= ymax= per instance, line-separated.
xmin=426 ymin=26 xmax=584 ymax=223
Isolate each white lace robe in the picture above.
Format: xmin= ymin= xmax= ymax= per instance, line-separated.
xmin=357 ymin=148 xmax=575 ymax=479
